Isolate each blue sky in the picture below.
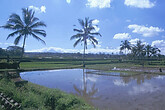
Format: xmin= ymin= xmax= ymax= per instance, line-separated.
xmin=0 ymin=0 xmax=165 ymax=54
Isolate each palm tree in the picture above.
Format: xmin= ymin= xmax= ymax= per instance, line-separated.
xmin=70 ymin=17 xmax=101 ymax=67
xmin=73 ymin=69 xmax=99 ymax=104
xmin=151 ymin=46 xmax=161 ymax=57
xmin=145 ymin=45 xmax=153 ymax=58
xmin=120 ymin=40 xmax=131 ymax=55
xmin=135 ymin=40 xmax=145 ymax=59
xmin=2 ymin=8 xmax=46 ymax=64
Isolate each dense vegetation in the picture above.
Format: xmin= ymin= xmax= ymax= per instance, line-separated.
xmin=0 ymin=77 xmax=93 ymax=110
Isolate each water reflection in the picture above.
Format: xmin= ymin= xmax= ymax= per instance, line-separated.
xmin=20 ymin=69 xmax=165 ymax=110
xmin=73 ymin=69 xmax=100 ymax=104
xmin=121 ymin=74 xmax=159 ymax=85
xmin=113 ymin=79 xmax=129 ymax=86
xmin=128 ymin=82 xmax=160 ymax=95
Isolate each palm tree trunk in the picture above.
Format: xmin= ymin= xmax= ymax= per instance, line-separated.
xmin=83 ymin=41 xmax=86 ymax=67
xmin=18 ymin=35 xmax=26 ymax=68
xmin=125 ymin=48 xmax=126 ymax=55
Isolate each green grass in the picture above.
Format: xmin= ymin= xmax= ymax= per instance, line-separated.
xmin=0 ymin=78 xmax=93 ymax=110
xmin=86 ymin=63 xmax=141 ymax=71
xmin=20 ymin=61 xmax=82 ymax=70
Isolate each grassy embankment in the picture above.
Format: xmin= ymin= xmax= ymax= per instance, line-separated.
xmin=0 ymin=78 xmax=93 ymax=110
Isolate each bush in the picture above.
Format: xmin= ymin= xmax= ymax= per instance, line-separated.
xmin=0 ymin=62 xmax=19 ymax=69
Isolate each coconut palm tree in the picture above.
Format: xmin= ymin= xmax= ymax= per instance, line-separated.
xmin=120 ymin=40 xmax=131 ymax=55
xmin=133 ymin=40 xmax=146 ymax=59
xmin=70 ymin=17 xmax=101 ymax=67
xmin=145 ymin=45 xmax=153 ymax=58
xmin=2 ymin=8 xmax=46 ymax=63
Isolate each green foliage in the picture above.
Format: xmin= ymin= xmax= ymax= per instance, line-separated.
xmin=6 ymin=46 xmax=22 ymax=57
xmin=0 ymin=79 xmax=93 ymax=110
xmin=0 ymin=62 xmax=19 ymax=69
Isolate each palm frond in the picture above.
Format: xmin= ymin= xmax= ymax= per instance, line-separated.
xmin=89 ymin=19 xmax=94 ymax=24
xmin=22 ymin=8 xmax=28 ymax=25
xmin=73 ymin=85 xmax=81 ymax=95
xmin=87 ymin=26 xmax=95 ymax=32
xmin=31 ymin=17 xmax=39 ymax=24
xmin=14 ymin=35 xmax=22 ymax=45
xmin=91 ymin=41 xmax=96 ymax=48
xmin=7 ymin=30 xmax=22 ymax=40
xmin=32 ymin=29 xmax=46 ymax=37
xmin=70 ymin=34 xmax=84 ymax=40
xmin=73 ymin=29 xmax=83 ymax=33
xmin=89 ymin=35 xmax=98 ymax=44
xmin=120 ymin=46 xmax=125 ymax=50
xmin=78 ymin=19 xmax=84 ymax=28
xmin=89 ymin=32 xmax=102 ymax=37
xmin=2 ymin=24 xmax=15 ymax=30
xmin=22 ymin=8 xmax=33 ymax=26
xmin=85 ymin=17 xmax=89 ymax=28
xmin=31 ymin=33 xmax=46 ymax=45
xmin=73 ymin=38 xmax=81 ymax=47
xmin=30 ymin=21 xmax=46 ymax=28
xmin=8 ymin=13 xmax=24 ymax=26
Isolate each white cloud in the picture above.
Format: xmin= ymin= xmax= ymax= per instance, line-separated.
xmin=128 ymin=82 xmax=159 ymax=95
xmin=151 ymin=40 xmax=165 ymax=47
xmin=87 ymin=75 xmax=99 ymax=82
xmin=40 ymin=6 xmax=46 ymax=13
xmin=26 ymin=46 xmax=120 ymax=54
xmin=152 ymin=40 xmax=165 ymax=54
xmin=92 ymin=19 xmax=100 ymax=32
xmin=66 ymin=0 xmax=71 ymax=4
xmin=113 ymin=33 xmax=131 ymax=39
xmin=113 ymin=79 xmax=128 ymax=86
xmin=129 ymin=38 xmax=140 ymax=45
xmin=129 ymin=38 xmax=148 ymax=45
xmin=155 ymin=75 xmax=165 ymax=80
xmin=128 ymin=24 xmax=164 ymax=37
xmin=92 ymin=19 xmax=99 ymax=25
xmin=124 ymin=0 xmax=155 ymax=8
xmin=0 ymin=42 xmax=14 ymax=46
xmin=126 ymin=19 xmax=131 ymax=22
xmin=29 ymin=6 xmax=46 ymax=13
xmin=93 ymin=25 xmax=100 ymax=32
xmin=86 ymin=0 xmax=112 ymax=8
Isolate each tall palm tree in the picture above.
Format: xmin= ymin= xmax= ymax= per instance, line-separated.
xmin=2 ymin=8 xmax=46 ymax=63
xmin=120 ymin=40 xmax=131 ymax=55
xmin=136 ymin=40 xmax=145 ymax=58
xmin=70 ymin=17 xmax=101 ymax=67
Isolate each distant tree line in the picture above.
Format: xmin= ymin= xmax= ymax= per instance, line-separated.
xmin=120 ymin=40 xmax=162 ymax=60
xmin=0 ymin=46 xmax=22 ymax=57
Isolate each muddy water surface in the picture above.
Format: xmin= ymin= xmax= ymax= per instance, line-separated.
xmin=20 ymin=69 xmax=165 ymax=110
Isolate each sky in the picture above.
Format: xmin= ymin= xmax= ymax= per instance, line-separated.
xmin=0 ymin=0 xmax=165 ymax=54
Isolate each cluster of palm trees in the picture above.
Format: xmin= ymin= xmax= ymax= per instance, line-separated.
xmin=1 ymin=8 xmax=101 ymax=68
xmin=120 ymin=40 xmax=161 ymax=59
xmin=1 ymin=7 xmax=161 ymax=68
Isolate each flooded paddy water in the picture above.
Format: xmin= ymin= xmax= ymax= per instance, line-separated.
xmin=20 ymin=69 xmax=165 ymax=110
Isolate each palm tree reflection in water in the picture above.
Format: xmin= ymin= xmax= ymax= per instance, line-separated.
xmin=73 ymin=69 xmax=100 ymax=105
